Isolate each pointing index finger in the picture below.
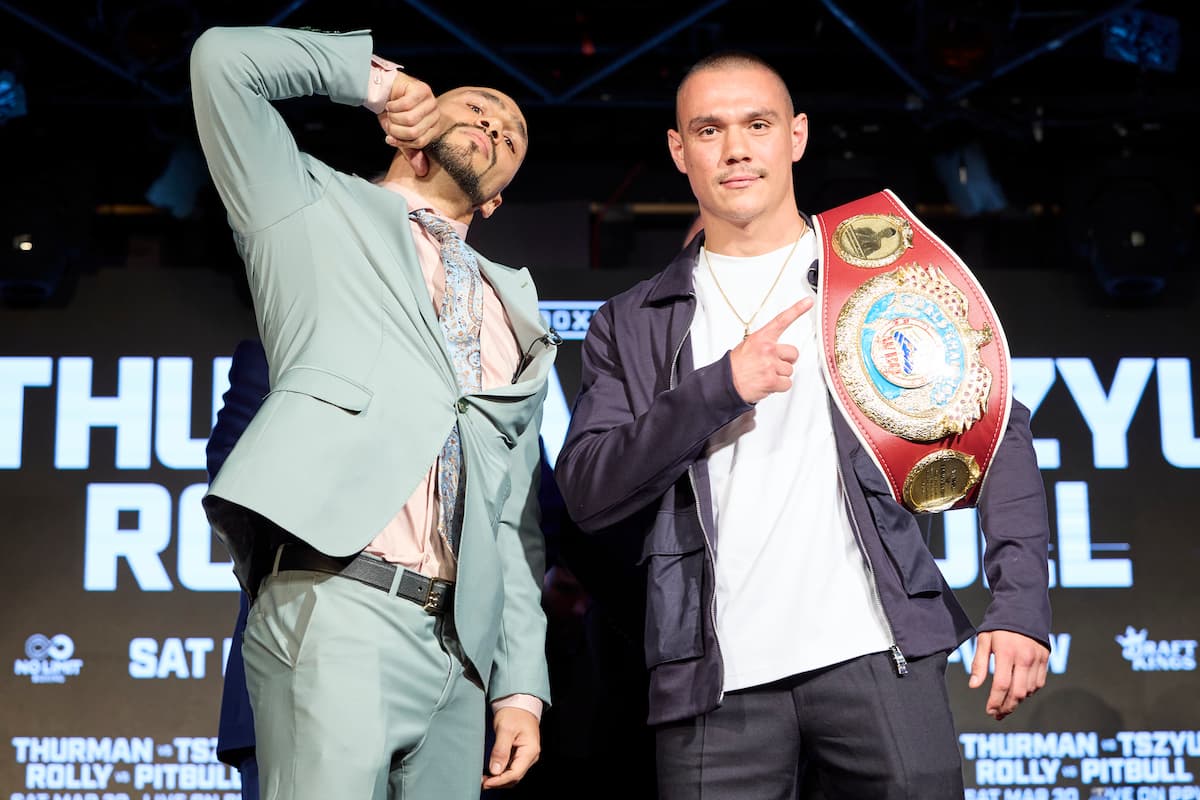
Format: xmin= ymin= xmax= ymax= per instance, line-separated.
xmin=757 ymin=298 xmax=813 ymax=341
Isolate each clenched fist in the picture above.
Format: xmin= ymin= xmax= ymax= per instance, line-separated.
xmin=377 ymin=72 xmax=441 ymax=176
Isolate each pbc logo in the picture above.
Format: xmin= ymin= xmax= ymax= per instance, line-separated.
xmin=13 ymin=633 xmax=85 ymax=684
xmin=1116 ymin=626 xmax=1198 ymax=672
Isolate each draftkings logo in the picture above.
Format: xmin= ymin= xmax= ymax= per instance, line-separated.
xmin=1115 ymin=626 xmax=1198 ymax=672
xmin=12 ymin=633 xmax=84 ymax=684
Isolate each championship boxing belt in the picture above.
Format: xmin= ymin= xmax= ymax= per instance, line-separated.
xmin=813 ymin=189 xmax=1012 ymax=513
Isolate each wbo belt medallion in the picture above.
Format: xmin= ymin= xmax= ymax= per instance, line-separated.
xmin=815 ymin=191 xmax=1012 ymax=513
xmin=836 ymin=263 xmax=993 ymax=442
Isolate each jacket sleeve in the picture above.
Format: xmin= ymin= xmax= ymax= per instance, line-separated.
xmin=190 ymin=26 xmax=374 ymax=234
xmin=975 ymin=398 xmax=1053 ymax=648
xmin=488 ymin=395 xmax=552 ymax=705
xmin=554 ymin=302 xmax=753 ymax=532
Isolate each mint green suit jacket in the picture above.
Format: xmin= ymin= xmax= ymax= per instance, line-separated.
xmin=191 ymin=26 xmax=554 ymax=705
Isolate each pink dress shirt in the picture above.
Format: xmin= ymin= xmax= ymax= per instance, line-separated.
xmin=358 ymin=59 xmax=542 ymax=719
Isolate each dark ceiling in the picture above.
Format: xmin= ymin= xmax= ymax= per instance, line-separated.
xmin=0 ymin=0 xmax=1196 ymax=278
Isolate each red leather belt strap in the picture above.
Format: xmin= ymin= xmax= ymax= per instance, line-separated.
xmin=813 ymin=190 xmax=1013 ymax=513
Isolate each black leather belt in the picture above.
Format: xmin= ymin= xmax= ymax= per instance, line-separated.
xmin=276 ymin=544 xmax=454 ymax=615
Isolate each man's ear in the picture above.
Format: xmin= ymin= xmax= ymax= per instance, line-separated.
xmin=480 ymin=193 xmax=503 ymax=219
xmin=791 ymin=113 xmax=809 ymax=163
xmin=667 ymin=129 xmax=687 ymax=174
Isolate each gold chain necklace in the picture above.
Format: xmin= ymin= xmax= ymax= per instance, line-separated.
xmin=702 ymin=231 xmax=804 ymax=340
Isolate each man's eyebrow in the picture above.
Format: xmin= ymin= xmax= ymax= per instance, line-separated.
xmin=687 ymin=114 xmax=723 ymax=130
xmin=468 ymin=90 xmax=529 ymax=145
xmin=687 ymin=107 xmax=782 ymax=131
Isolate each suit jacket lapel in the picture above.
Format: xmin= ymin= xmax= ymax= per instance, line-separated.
xmin=476 ymin=253 xmax=555 ymax=398
xmin=338 ymin=173 xmax=456 ymax=381
xmin=338 ymin=171 xmax=552 ymax=399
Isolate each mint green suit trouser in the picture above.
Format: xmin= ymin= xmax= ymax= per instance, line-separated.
xmin=243 ymin=566 xmax=485 ymax=799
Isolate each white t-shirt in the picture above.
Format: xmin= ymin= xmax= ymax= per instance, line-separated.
xmin=691 ymin=232 xmax=891 ymax=692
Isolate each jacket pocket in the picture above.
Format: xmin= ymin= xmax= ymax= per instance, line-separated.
xmin=875 ymin=519 xmax=944 ymax=597
xmin=638 ymin=510 xmax=706 ymax=667
xmin=851 ymin=445 xmax=944 ymax=598
xmin=271 ymin=365 xmax=372 ymax=413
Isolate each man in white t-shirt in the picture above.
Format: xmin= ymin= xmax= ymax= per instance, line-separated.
xmin=556 ymin=51 xmax=1052 ymax=799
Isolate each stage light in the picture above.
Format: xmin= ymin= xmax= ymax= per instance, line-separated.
xmin=1104 ymin=10 xmax=1180 ymax=73
xmin=932 ymin=141 xmax=1007 ymax=217
xmin=0 ymin=152 xmax=90 ymax=306
xmin=0 ymin=70 xmax=27 ymax=124
xmin=1084 ymin=177 xmax=1172 ymax=300
xmin=1064 ymin=155 xmax=1193 ymax=304
xmin=0 ymin=229 xmax=69 ymax=307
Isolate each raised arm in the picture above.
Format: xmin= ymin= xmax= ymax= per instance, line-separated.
xmin=189 ymin=26 xmax=374 ymax=233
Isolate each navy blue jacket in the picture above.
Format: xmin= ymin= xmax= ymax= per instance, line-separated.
xmin=555 ymin=234 xmax=1052 ymax=726
xmin=207 ymin=339 xmax=270 ymax=767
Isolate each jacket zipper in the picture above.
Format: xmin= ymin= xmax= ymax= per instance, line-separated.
xmin=670 ymin=296 xmax=726 ymax=704
xmin=686 ymin=465 xmax=725 ymax=702
xmin=836 ymin=456 xmax=909 ymax=677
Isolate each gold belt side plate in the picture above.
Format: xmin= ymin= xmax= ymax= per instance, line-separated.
xmin=903 ymin=450 xmax=983 ymax=512
xmin=832 ymin=213 xmax=915 ymax=268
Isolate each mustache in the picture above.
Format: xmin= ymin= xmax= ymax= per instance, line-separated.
xmin=715 ymin=166 xmax=767 ymax=182
xmin=449 ymin=123 xmax=494 ymax=153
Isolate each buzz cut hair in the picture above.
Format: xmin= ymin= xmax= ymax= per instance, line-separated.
xmin=675 ymin=50 xmax=795 ymax=126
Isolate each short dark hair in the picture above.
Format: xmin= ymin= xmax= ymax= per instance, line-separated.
xmin=675 ymin=50 xmax=795 ymax=125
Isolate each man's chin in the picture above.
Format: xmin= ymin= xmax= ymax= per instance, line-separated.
xmin=708 ymin=200 xmax=766 ymax=225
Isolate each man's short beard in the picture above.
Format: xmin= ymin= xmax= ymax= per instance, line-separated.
xmin=427 ymin=125 xmax=488 ymax=207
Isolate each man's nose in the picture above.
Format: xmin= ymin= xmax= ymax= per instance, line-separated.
xmin=479 ymin=119 xmax=500 ymax=139
xmin=722 ymin=129 xmax=750 ymax=163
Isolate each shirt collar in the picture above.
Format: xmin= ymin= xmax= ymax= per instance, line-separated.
xmin=378 ymin=181 xmax=471 ymax=241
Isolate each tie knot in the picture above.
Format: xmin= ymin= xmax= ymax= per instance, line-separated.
xmin=409 ymin=208 xmax=459 ymax=245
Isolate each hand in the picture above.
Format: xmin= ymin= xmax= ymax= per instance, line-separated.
xmin=377 ymin=72 xmax=441 ymax=176
xmin=482 ymin=707 xmax=541 ymax=789
xmin=969 ymin=630 xmax=1050 ymax=721
xmin=729 ymin=298 xmax=813 ymax=404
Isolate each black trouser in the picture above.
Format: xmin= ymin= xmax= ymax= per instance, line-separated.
xmin=656 ymin=651 xmax=963 ymax=800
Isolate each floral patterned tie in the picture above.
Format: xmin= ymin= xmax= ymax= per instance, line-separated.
xmin=410 ymin=209 xmax=483 ymax=555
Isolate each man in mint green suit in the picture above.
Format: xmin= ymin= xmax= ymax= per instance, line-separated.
xmin=190 ymin=25 xmax=556 ymax=799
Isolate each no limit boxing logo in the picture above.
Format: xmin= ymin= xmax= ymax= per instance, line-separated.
xmin=13 ymin=633 xmax=84 ymax=684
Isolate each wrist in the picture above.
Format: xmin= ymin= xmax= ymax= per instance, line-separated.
xmin=363 ymin=54 xmax=403 ymax=113
xmin=491 ymin=693 xmax=543 ymax=721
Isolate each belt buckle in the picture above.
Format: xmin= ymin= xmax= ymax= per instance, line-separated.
xmin=422 ymin=582 xmax=443 ymax=613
